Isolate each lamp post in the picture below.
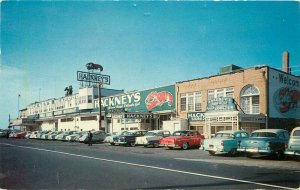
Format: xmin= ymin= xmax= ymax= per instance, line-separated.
xmin=17 ymin=94 xmax=21 ymax=118
xmin=99 ymin=81 xmax=102 ymax=131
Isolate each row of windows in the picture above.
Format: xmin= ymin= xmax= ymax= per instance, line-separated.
xmin=180 ymin=85 xmax=260 ymax=114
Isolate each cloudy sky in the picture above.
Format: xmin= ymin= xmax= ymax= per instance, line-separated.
xmin=1 ymin=1 xmax=299 ymax=128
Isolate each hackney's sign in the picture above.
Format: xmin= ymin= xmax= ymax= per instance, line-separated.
xmin=77 ymin=71 xmax=110 ymax=85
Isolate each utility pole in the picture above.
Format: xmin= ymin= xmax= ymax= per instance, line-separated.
xmin=98 ymin=81 xmax=102 ymax=130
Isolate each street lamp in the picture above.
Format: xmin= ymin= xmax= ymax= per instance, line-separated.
xmin=17 ymin=94 xmax=21 ymax=118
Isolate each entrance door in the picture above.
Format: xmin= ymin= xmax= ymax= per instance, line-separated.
xmin=55 ymin=122 xmax=58 ymax=131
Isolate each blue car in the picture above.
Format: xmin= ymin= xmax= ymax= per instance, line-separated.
xmin=202 ymin=130 xmax=249 ymax=156
xmin=237 ymin=129 xmax=289 ymax=158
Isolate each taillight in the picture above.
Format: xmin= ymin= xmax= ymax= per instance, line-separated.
xmin=285 ymin=143 xmax=288 ymax=148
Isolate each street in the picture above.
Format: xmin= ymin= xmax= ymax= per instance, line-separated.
xmin=0 ymin=138 xmax=299 ymax=190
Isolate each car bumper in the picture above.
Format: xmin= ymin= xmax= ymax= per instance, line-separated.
xmin=159 ymin=144 xmax=181 ymax=148
xmin=237 ymin=147 xmax=271 ymax=153
xmin=284 ymin=150 xmax=300 ymax=156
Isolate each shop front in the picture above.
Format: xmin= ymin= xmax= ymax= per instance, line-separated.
xmin=99 ymin=85 xmax=176 ymax=133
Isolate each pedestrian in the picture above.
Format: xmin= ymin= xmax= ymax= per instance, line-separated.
xmin=88 ymin=131 xmax=93 ymax=146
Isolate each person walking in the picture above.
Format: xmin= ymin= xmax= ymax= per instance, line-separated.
xmin=88 ymin=131 xmax=93 ymax=146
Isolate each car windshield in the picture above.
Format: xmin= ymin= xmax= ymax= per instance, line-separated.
xmin=172 ymin=131 xmax=188 ymax=136
xmin=144 ymin=132 xmax=157 ymax=137
xmin=123 ymin=131 xmax=135 ymax=136
xmin=251 ymin=132 xmax=277 ymax=138
xmin=215 ymin=133 xmax=234 ymax=138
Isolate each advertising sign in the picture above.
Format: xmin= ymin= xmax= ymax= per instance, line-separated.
xmin=124 ymin=113 xmax=158 ymax=119
xmin=187 ymin=112 xmax=205 ymax=121
xmin=77 ymin=71 xmax=110 ymax=85
xmin=96 ymin=85 xmax=176 ymax=113
xmin=269 ymin=69 xmax=300 ymax=118
xmin=206 ymin=97 xmax=238 ymax=112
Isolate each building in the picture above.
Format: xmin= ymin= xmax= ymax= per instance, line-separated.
xmin=176 ymin=52 xmax=299 ymax=138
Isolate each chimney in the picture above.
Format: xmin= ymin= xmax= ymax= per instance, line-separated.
xmin=282 ymin=51 xmax=290 ymax=74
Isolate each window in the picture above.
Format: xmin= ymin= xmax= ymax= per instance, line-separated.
xmin=88 ymin=95 xmax=93 ymax=103
xmin=187 ymin=93 xmax=194 ymax=111
xmin=240 ymin=85 xmax=260 ymax=114
xmin=180 ymin=94 xmax=187 ymax=112
xmin=180 ymin=92 xmax=202 ymax=112
xmin=208 ymin=87 xmax=234 ymax=101
xmin=195 ymin=92 xmax=201 ymax=111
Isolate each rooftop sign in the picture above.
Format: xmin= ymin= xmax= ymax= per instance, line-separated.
xmin=77 ymin=71 xmax=110 ymax=85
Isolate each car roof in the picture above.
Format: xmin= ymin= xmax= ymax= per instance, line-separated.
xmin=252 ymin=129 xmax=288 ymax=133
xmin=148 ymin=130 xmax=169 ymax=133
xmin=216 ymin=130 xmax=248 ymax=134
xmin=291 ymin=127 xmax=300 ymax=132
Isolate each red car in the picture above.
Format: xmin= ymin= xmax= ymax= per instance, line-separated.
xmin=159 ymin=130 xmax=204 ymax=150
xmin=15 ymin=132 xmax=27 ymax=139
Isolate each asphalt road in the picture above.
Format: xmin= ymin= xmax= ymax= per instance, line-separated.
xmin=0 ymin=138 xmax=299 ymax=190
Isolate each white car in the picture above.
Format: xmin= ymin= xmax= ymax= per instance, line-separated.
xmin=55 ymin=131 xmax=75 ymax=141
xmin=65 ymin=131 xmax=85 ymax=142
xmin=104 ymin=131 xmax=127 ymax=145
xmin=135 ymin=130 xmax=171 ymax=147
xmin=79 ymin=130 xmax=107 ymax=144
xmin=29 ymin=131 xmax=39 ymax=139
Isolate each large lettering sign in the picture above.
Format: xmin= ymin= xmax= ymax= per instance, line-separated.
xmin=77 ymin=71 xmax=110 ymax=85
xmin=124 ymin=113 xmax=158 ymax=119
xmin=187 ymin=112 xmax=205 ymax=121
xmin=269 ymin=69 xmax=300 ymax=118
xmin=95 ymin=85 xmax=176 ymax=113
xmin=206 ymin=97 xmax=238 ymax=112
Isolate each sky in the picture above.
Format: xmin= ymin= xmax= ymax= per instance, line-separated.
xmin=0 ymin=1 xmax=299 ymax=129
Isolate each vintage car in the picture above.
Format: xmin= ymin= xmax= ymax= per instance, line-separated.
xmin=202 ymin=130 xmax=249 ymax=156
xmin=114 ymin=130 xmax=147 ymax=147
xmin=55 ymin=131 xmax=75 ymax=141
xmin=135 ymin=130 xmax=171 ymax=147
xmin=237 ymin=129 xmax=289 ymax=158
xmin=159 ymin=130 xmax=204 ymax=150
xmin=65 ymin=131 xmax=85 ymax=142
xmin=285 ymin=127 xmax=300 ymax=158
xmin=105 ymin=131 xmax=127 ymax=145
xmin=15 ymin=131 xmax=27 ymax=139
xmin=79 ymin=130 xmax=107 ymax=144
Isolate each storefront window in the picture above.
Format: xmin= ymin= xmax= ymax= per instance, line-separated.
xmin=240 ymin=85 xmax=260 ymax=114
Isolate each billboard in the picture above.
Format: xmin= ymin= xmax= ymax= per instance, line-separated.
xmin=97 ymin=85 xmax=176 ymax=113
xmin=269 ymin=68 xmax=300 ymax=118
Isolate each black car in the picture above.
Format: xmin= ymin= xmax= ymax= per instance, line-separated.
xmin=114 ymin=130 xmax=147 ymax=147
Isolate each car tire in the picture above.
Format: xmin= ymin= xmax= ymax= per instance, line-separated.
xmin=182 ymin=143 xmax=189 ymax=150
xmin=110 ymin=143 xmax=115 ymax=146
xmin=153 ymin=142 xmax=159 ymax=148
xmin=230 ymin=149 xmax=238 ymax=156
xmin=129 ymin=142 xmax=136 ymax=147
xmin=208 ymin=151 xmax=216 ymax=156
xmin=167 ymin=147 xmax=173 ymax=150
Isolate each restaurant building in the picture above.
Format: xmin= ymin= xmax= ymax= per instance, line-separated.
xmin=176 ymin=52 xmax=299 ymax=138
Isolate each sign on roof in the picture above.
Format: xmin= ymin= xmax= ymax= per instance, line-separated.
xmin=77 ymin=71 xmax=110 ymax=85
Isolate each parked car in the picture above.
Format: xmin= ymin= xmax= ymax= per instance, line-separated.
xmin=0 ymin=129 xmax=11 ymax=138
xmin=25 ymin=131 xmax=32 ymax=139
xmin=104 ymin=131 xmax=120 ymax=145
xmin=48 ymin=131 xmax=63 ymax=140
xmin=29 ymin=131 xmax=39 ymax=139
xmin=202 ymin=130 xmax=249 ymax=156
xmin=285 ymin=127 xmax=300 ymax=158
xmin=41 ymin=131 xmax=55 ymax=140
xmin=135 ymin=130 xmax=171 ymax=148
xmin=114 ymin=130 xmax=147 ymax=146
xmin=15 ymin=131 xmax=27 ymax=139
xmin=55 ymin=131 xmax=75 ymax=141
xmin=74 ymin=131 xmax=88 ymax=142
xmin=79 ymin=130 xmax=107 ymax=144
xmin=65 ymin=131 xmax=85 ymax=142
xmin=159 ymin=130 xmax=204 ymax=150
xmin=237 ymin=129 xmax=289 ymax=158
xmin=36 ymin=131 xmax=49 ymax=139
